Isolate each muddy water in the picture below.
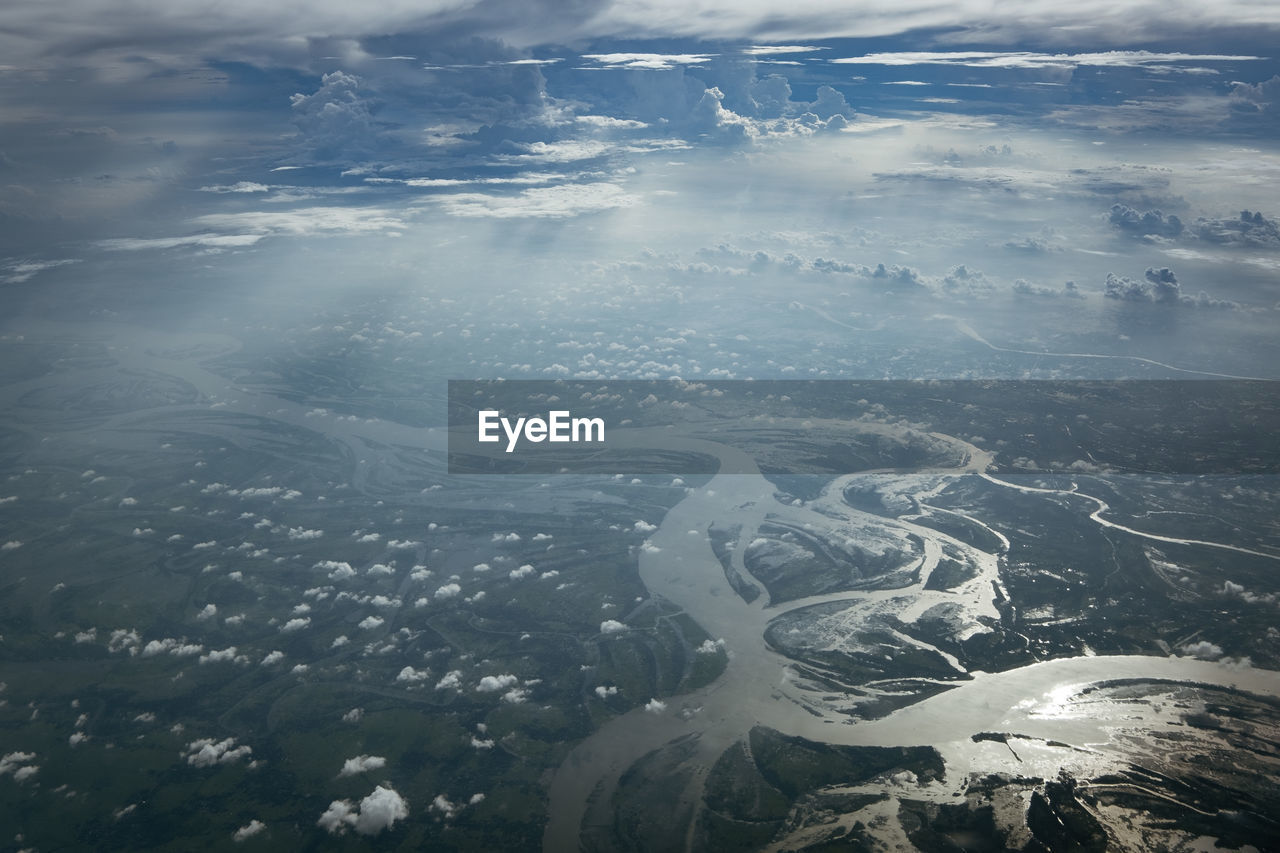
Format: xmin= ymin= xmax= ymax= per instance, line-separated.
xmin=544 ymin=430 xmax=1280 ymax=852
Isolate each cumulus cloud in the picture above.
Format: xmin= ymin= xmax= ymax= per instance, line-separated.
xmin=435 ymin=583 xmax=462 ymax=599
xmin=600 ymin=619 xmax=627 ymax=634
xmin=476 ymin=673 xmax=518 ymax=692
xmin=435 ymin=670 xmax=462 ymax=690
xmin=0 ymin=751 xmax=38 ymax=782
xmin=198 ymin=646 xmax=241 ymax=664
xmin=232 ymin=820 xmax=266 ymax=842
xmin=184 ymin=737 xmax=253 ymax=767
xmin=318 ymin=785 xmax=408 ymax=836
xmin=396 ymin=666 xmax=430 ymax=683
xmin=1108 ymin=203 xmax=1184 ymax=237
xmin=1181 ymin=640 xmax=1224 ymax=660
xmin=1194 ymin=209 xmax=1280 ymax=247
xmin=1103 ymin=267 xmax=1236 ymax=308
xmin=644 ymin=698 xmax=667 ymax=714
xmin=338 ymin=754 xmax=387 ymax=777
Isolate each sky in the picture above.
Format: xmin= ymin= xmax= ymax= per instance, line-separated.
xmin=1 ymin=1 xmax=1279 ymax=380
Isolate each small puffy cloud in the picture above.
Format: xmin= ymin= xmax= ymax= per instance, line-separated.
xmin=471 ymin=736 xmax=494 ymax=749
xmin=435 ymin=670 xmax=462 ymax=690
xmin=633 ymin=520 xmax=657 ymax=533
xmin=431 ymin=793 xmax=459 ymax=818
xmin=108 ymin=628 xmax=141 ymax=654
xmin=342 ymin=707 xmax=364 ymax=723
xmin=435 ymin=583 xmax=462 ymax=600
xmin=594 ymin=685 xmax=618 ymax=698
xmin=600 ymin=619 xmax=627 ymax=634
xmin=287 ymin=527 xmax=323 ymax=540
xmin=696 ymin=638 xmax=726 ymax=654
xmin=353 ymin=785 xmax=409 ymax=835
xmin=0 ymin=751 xmax=38 ymax=780
xmin=316 ymin=560 xmax=357 ymax=580
xmin=261 ymin=650 xmax=285 ymax=666
xmin=502 ymin=688 xmax=529 ymax=704
xmin=184 ymin=737 xmax=252 ymax=767
xmin=396 ymin=666 xmax=430 ymax=683
xmin=476 ymin=674 xmax=518 ymax=693
xmin=332 ymin=635 xmax=350 ymax=648
xmin=644 ymin=698 xmax=667 ymax=714
xmin=281 ymin=617 xmax=310 ymax=633
xmin=367 ymin=563 xmax=395 ymax=576
xmin=142 ymin=638 xmax=204 ymax=657
xmin=233 ymin=820 xmax=266 ymax=842
xmin=358 ymin=615 xmax=385 ymax=630
xmin=338 ymin=754 xmax=387 ymax=777
xmin=318 ymin=799 xmax=357 ymax=834
xmin=492 ymin=532 xmax=521 ymax=543
xmin=1181 ymin=640 xmax=1223 ymax=660
xmin=199 ymin=647 xmax=239 ymax=664
xmin=509 ymin=564 xmax=534 ymax=580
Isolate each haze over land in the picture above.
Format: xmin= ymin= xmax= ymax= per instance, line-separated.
xmin=2 ymin=1 xmax=1280 ymax=850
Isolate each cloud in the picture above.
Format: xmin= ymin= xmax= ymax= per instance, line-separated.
xmin=261 ymin=650 xmax=285 ymax=666
xmin=396 ymin=666 xmax=430 ymax=683
xmin=198 ymin=646 xmax=241 ymax=664
xmin=232 ymin=820 xmax=266 ymax=842
xmin=191 ymin=206 xmax=407 ymax=237
xmin=1108 ymin=203 xmax=1184 ymax=238
xmin=831 ymin=50 xmax=1261 ymax=69
xmin=644 ymin=698 xmax=667 ymax=714
xmin=600 ymin=619 xmax=627 ymax=634
xmin=96 ymin=234 xmax=264 ymax=252
xmin=1181 ymin=640 xmax=1224 ymax=660
xmin=434 ymin=583 xmax=461 ymax=599
xmin=696 ymin=638 xmax=726 ymax=654
xmin=357 ymin=615 xmax=384 ymax=630
xmin=509 ymin=564 xmax=534 ymax=579
xmin=0 ymin=751 xmax=38 ymax=781
xmin=1229 ymin=75 xmax=1280 ymax=125
xmin=580 ymin=53 xmax=716 ymax=71
xmin=280 ymin=617 xmax=311 ymax=632
xmin=290 ymin=71 xmax=376 ymax=160
xmin=1103 ymin=267 xmax=1237 ymax=308
xmin=184 ymin=736 xmax=253 ymax=767
xmin=476 ymin=673 xmax=518 ymax=692
xmin=435 ymin=670 xmax=462 ymax=690
xmin=1194 ymin=209 xmax=1280 ymax=248
xmin=338 ymin=754 xmax=387 ymax=777
xmin=317 ymin=785 xmax=408 ymax=835
xmin=429 ymin=182 xmax=640 ymax=219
